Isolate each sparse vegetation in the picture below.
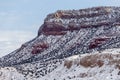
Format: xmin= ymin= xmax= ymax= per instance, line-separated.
xmin=64 ymin=60 xmax=73 ymax=69
xmin=79 ymin=73 xmax=88 ymax=78
xmin=80 ymin=54 xmax=120 ymax=68
xmin=64 ymin=53 xmax=120 ymax=69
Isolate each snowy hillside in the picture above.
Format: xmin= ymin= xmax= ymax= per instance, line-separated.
xmin=0 ymin=67 xmax=25 ymax=80
xmin=0 ymin=48 xmax=120 ymax=80
xmin=0 ymin=6 xmax=120 ymax=80
xmin=41 ymin=48 xmax=120 ymax=80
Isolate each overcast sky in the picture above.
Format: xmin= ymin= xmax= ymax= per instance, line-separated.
xmin=0 ymin=0 xmax=120 ymax=57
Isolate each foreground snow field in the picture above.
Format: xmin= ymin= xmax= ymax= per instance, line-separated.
xmin=0 ymin=67 xmax=25 ymax=80
xmin=0 ymin=48 xmax=120 ymax=80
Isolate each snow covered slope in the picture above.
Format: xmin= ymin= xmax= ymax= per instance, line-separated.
xmin=0 ymin=6 xmax=120 ymax=79
xmin=41 ymin=49 xmax=120 ymax=80
xmin=0 ymin=48 xmax=120 ymax=80
xmin=0 ymin=67 xmax=25 ymax=80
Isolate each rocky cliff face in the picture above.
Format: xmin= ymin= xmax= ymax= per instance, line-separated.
xmin=0 ymin=6 xmax=120 ymax=79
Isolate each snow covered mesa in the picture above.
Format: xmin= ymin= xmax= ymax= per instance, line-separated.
xmin=0 ymin=6 xmax=120 ymax=80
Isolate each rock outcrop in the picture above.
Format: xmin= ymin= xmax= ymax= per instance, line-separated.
xmin=0 ymin=6 xmax=120 ymax=78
